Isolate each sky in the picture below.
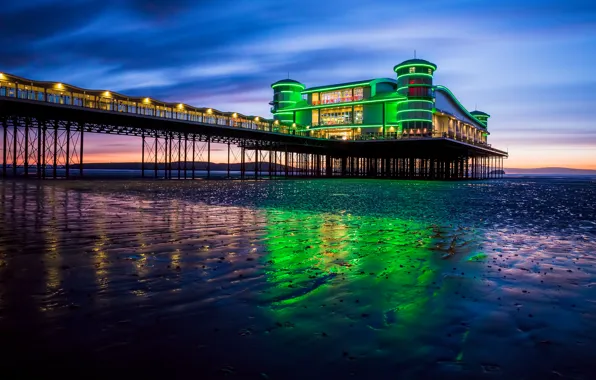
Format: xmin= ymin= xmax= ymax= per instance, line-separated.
xmin=1 ymin=0 xmax=595 ymax=168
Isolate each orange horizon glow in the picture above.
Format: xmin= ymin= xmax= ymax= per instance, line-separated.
xmin=81 ymin=152 xmax=596 ymax=170
xmin=4 ymin=133 xmax=592 ymax=170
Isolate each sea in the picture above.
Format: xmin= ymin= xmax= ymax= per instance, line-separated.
xmin=0 ymin=176 xmax=595 ymax=379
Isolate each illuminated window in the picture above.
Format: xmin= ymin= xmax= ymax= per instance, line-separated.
xmin=409 ymin=67 xmax=416 ymax=73
xmin=408 ymin=87 xmax=430 ymax=97
xmin=320 ymin=89 xmax=354 ymax=104
xmin=428 ymin=68 xmax=432 ymax=74
xmin=354 ymin=107 xmax=363 ymax=124
xmin=353 ymin=87 xmax=364 ymax=101
xmin=318 ymin=106 xmax=363 ymax=125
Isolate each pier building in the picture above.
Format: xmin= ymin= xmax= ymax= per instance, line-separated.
xmin=271 ymin=58 xmax=491 ymax=146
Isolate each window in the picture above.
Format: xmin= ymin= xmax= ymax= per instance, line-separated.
xmin=354 ymin=107 xmax=363 ymax=124
xmin=320 ymin=89 xmax=353 ymax=104
xmin=318 ymin=87 xmax=364 ymax=104
xmin=408 ymin=77 xmax=432 ymax=85
xmin=409 ymin=67 xmax=416 ymax=73
xmin=318 ymin=106 xmax=363 ymax=126
xmin=353 ymin=87 xmax=364 ymax=101
xmin=408 ymin=87 xmax=430 ymax=97
xmin=428 ymin=68 xmax=432 ymax=74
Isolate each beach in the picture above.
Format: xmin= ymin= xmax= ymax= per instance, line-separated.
xmin=1 ymin=177 xmax=595 ymax=379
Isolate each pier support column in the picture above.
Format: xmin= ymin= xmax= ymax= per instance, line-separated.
xmin=284 ymin=146 xmax=288 ymax=178
xmin=23 ymin=119 xmax=29 ymax=178
xmin=52 ymin=121 xmax=58 ymax=179
xmin=254 ymin=146 xmax=259 ymax=180
xmin=269 ymin=148 xmax=273 ymax=179
xmin=184 ymin=134 xmax=188 ymax=179
xmin=2 ymin=119 xmax=6 ymax=178
xmin=325 ymin=155 xmax=332 ymax=177
xmin=241 ymin=146 xmax=245 ymax=180
xmin=207 ymin=136 xmax=211 ymax=179
xmin=41 ymin=123 xmax=46 ymax=179
xmin=192 ymin=135 xmax=196 ymax=179
xmin=37 ymin=122 xmax=42 ymax=178
xmin=177 ymin=135 xmax=182 ymax=179
xmin=79 ymin=123 xmax=85 ymax=178
xmin=429 ymin=159 xmax=435 ymax=180
xmin=142 ymin=132 xmax=145 ymax=178
xmin=65 ymin=122 xmax=71 ymax=179
xmin=154 ymin=131 xmax=158 ymax=179
xmin=13 ymin=119 xmax=18 ymax=177
xmin=227 ymin=142 xmax=231 ymax=178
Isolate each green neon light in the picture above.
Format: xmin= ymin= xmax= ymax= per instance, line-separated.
xmin=397 ymin=86 xmax=432 ymax=92
xmin=394 ymin=63 xmax=437 ymax=72
xmin=273 ymin=111 xmax=294 ymax=114
xmin=278 ymin=100 xmax=297 ymax=103
xmin=309 ymin=124 xmax=382 ymax=130
xmin=435 ymin=85 xmax=487 ymax=128
xmin=280 ymin=90 xmax=296 ymax=93
xmin=400 ymin=99 xmax=434 ymax=104
xmin=397 ymin=73 xmax=433 ymax=78
xmin=282 ymin=96 xmax=407 ymax=111
xmin=272 ymin=83 xmax=305 ymax=90
xmin=301 ymin=82 xmax=370 ymax=94
xmin=399 ymin=118 xmax=432 ymax=123
xmin=396 ymin=109 xmax=432 ymax=114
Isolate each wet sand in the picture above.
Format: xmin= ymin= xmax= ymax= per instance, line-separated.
xmin=1 ymin=178 xmax=595 ymax=379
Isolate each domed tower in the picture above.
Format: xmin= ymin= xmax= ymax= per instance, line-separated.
xmin=270 ymin=79 xmax=305 ymax=123
xmin=393 ymin=58 xmax=437 ymax=135
xmin=471 ymin=110 xmax=490 ymax=128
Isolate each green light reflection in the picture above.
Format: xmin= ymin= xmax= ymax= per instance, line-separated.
xmin=261 ymin=208 xmax=444 ymax=332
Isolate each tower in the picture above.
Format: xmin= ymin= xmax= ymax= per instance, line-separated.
xmin=393 ymin=58 xmax=437 ymax=135
xmin=270 ymin=79 xmax=304 ymax=124
xmin=470 ymin=110 xmax=490 ymax=128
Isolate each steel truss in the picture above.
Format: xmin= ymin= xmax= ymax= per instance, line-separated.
xmin=2 ymin=117 xmax=83 ymax=178
xmin=1 ymin=116 xmax=505 ymax=180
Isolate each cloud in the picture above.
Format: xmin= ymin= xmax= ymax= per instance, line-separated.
xmin=0 ymin=0 xmax=594 ymax=167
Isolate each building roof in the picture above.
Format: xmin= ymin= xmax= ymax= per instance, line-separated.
xmin=271 ymin=79 xmax=305 ymax=88
xmin=302 ymin=78 xmax=397 ymax=93
xmin=470 ymin=110 xmax=491 ymax=117
xmin=0 ymin=71 xmax=279 ymax=123
xmin=393 ymin=59 xmax=437 ymax=72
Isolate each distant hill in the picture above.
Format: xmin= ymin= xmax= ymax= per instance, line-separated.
xmin=71 ymin=161 xmax=285 ymax=171
xmin=68 ymin=163 xmax=596 ymax=176
xmin=505 ymin=167 xmax=596 ymax=175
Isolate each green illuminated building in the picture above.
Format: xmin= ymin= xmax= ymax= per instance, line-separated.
xmin=271 ymin=58 xmax=490 ymax=144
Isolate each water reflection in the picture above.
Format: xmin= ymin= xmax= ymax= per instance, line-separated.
xmin=1 ymin=179 xmax=596 ymax=379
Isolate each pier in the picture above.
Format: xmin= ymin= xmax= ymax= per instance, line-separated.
xmin=0 ymin=72 xmax=506 ymax=180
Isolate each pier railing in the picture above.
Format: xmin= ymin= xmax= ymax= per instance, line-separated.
xmin=0 ymin=75 xmax=309 ymax=138
xmin=347 ymin=131 xmax=491 ymax=146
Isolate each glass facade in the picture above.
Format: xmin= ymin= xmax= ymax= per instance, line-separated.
xmin=312 ymin=87 xmax=364 ymax=105
xmin=314 ymin=106 xmax=363 ymax=126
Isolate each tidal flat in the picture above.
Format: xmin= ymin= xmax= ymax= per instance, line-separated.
xmin=1 ymin=177 xmax=595 ymax=379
